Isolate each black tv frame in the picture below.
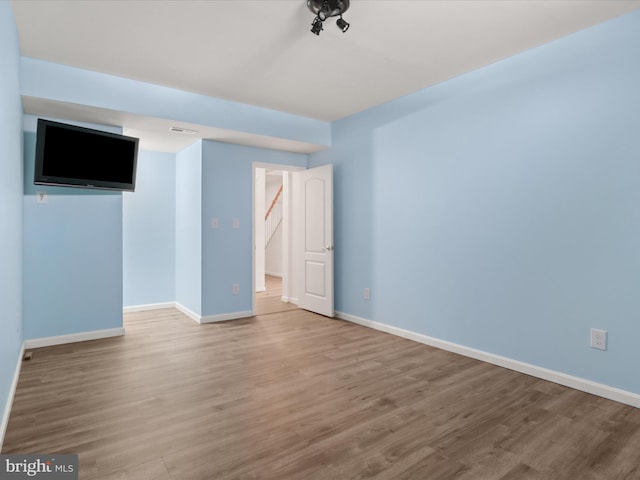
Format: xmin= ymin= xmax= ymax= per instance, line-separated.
xmin=34 ymin=118 xmax=139 ymax=192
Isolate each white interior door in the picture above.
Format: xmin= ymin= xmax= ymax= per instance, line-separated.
xmin=292 ymin=164 xmax=334 ymax=317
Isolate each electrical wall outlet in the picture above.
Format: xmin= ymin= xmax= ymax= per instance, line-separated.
xmin=590 ymin=328 xmax=607 ymax=351
xmin=232 ymin=284 xmax=240 ymax=295
xmin=363 ymin=288 xmax=370 ymax=300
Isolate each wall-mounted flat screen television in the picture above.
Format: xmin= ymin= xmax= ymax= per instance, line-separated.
xmin=34 ymin=118 xmax=139 ymax=192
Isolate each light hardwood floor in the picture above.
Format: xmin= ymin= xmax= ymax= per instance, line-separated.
xmin=255 ymin=275 xmax=298 ymax=316
xmin=3 ymin=306 xmax=640 ymax=479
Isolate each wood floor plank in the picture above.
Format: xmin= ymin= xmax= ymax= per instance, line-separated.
xmin=4 ymin=294 xmax=640 ymax=479
xmin=255 ymin=275 xmax=298 ymax=316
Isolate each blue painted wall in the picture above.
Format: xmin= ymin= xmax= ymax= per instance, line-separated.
xmin=310 ymin=11 xmax=640 ymax=394
xmin=20 ymin=58 xmax=331 ymax=149
xmin=123 ymin=151 xmax=176 ymax=307
xmin=201 ymin=141 xmax=306 ymax=317
xmin=22 ymin=116 xmax=124 ymax=339
xmin=0 ymin=1 xmax=24 ymax=437
xmin=175 ymin=141 xmax=203 ymax=315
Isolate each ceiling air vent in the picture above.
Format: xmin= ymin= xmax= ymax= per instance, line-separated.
xmin=169 ymin=126 xmax=198 ymax=135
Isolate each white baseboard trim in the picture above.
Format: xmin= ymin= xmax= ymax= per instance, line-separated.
xmin=336 ymin=311 xmax=640 ymax=409
xmin=174 ymin=302 xmax=201 ymax=323
xmin=23 ymin=327 xmax=125 ymax=349
xmin=256 ymin=287 xmax=267 ymax=293
xmin=277 ymin=296 xmax=300 ymax=305
xmin=200 ymin=311 xmax=254 ymax=324
xmin=139 ymin=303 xmax=254 ymax=325
xmin=1 ymin=344 xmax=24 ymax=449
xmin=123 ymin=302 xmax=174 ymax=313
xmin=265 ymin=272 xmax=283 ymax=278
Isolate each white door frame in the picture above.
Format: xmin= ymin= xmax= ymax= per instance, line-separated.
xmin=252 ymin=162 xmax=304 ymax=315
xmin=255 ymin=167 xmax=267 ymax=293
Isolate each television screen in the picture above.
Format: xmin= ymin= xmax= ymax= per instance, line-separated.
xmin=34 ymin=119 xmax=139 ymax=192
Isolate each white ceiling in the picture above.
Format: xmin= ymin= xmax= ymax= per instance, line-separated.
xmin=11 ymin=0 xmax=640 ymax=152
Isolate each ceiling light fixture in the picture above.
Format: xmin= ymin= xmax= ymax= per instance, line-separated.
xmin=336 ymin=15 xmax=349 ymax=33
xmin=311 ymin=16 xmax=324 ymax=35
xmin=307 ymin=0 xmax=350 ymax=36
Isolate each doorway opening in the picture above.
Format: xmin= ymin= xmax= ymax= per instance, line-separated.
xmin=252 ymin=163 xmax=302 ymax=316
xmin=252 ymin=162 xmax=334 ymax=318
